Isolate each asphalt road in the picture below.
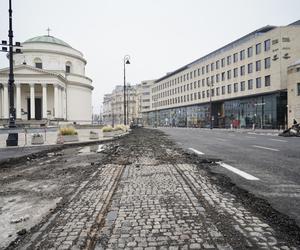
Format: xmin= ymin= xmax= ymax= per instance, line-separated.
xmin=159 ymin=127 xmax=300 ymax=227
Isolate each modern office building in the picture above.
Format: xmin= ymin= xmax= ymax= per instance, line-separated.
xmin=147 ymin=20 xmax=300 ymax=129
xmin=139 ymin=80 xmax=154 ymax=125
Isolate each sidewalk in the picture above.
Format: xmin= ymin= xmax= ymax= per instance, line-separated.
xmin=0 ymin=128 xmax=127 ymax=164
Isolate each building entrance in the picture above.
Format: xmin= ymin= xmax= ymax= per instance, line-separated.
xmin=27 ymin=98 xmax=42 ymax=120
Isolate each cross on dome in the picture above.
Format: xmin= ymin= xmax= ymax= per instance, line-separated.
xmin=46 ymin=27 xmax=51 ymax=36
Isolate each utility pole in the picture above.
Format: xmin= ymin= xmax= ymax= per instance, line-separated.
xmin=0 ymin=0 xmax=22 ymax=146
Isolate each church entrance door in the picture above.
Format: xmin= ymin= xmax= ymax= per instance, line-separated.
xmin=27 ymin=98 xmax=42 ymax=120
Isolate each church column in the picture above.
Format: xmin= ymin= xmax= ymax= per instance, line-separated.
xmin=42 ymin=84 xmax=48 ymax=119
xmin=3 ymin=84 xmax=9 ymax=119
xmin=61 ymin=87 xmax=65 ymax=119
xmin=30 ymin=83 xmax=35 ymax=120
xmin=62 ymin=87 xmax=66 ymax=120
xmin=54 ymin=84 xmax=59 ymax=119
xmin=16 ymin=84 xmax=21 ymax=119
xmin=57 ymin=87 xmax=61 ymax=118
xmin=59 ymin=87 xmax=63 ymax=118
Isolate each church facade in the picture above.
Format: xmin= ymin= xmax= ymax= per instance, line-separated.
xmin=0 ymin=35 xmax=93 ymax=124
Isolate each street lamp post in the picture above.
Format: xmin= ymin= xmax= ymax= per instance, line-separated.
xmin=0 ymin=0 xmax=22 ymax=146
xmin=123 ymin=55 xmax=130 ymax=125
xmin=209 ymin=81 xmax=213 ymax=129
xmin=127 ymin=83 xmax=130 ymax=125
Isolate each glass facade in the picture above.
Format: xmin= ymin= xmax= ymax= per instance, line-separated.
xmin=147 ymin=92 xmax=287 ymax=129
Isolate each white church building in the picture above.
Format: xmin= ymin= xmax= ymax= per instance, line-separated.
xmin=0 ymin=35 xmax=93 ymax=124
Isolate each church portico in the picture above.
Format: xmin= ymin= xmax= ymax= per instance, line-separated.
xmin=16 ymin=82 xmax=66 ymax=121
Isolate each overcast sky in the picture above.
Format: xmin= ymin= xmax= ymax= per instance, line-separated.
xmin=0 ymin=0 xmax=300 ymax=113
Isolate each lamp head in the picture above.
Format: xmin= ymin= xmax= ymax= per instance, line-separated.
xmin=125 ymin=59 xmax=130 ymax=65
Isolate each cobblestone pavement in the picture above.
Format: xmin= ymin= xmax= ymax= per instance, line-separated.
xmin=3 ymin=128 xmax=300 ymax=249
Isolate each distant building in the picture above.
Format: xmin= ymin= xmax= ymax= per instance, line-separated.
xmin=0 ymin=35 xmax=93 ymax=124
xmin=146 ymin=20 xmax=300 ymax=129
xmin=287 ymin=60 xmax=300 ymax=127
xmin=102 ymin=80 xmax=155 ymax=126
xmin=102 ymin=85 xmax=138 ymax=126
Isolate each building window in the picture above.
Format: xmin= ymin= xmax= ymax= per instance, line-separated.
xmin=248 ymin=63 xmax=253 ymax=74
xmin=211 ymin=63 xmax=214 ymax=71
xmin=256 ymin=43 xmax=261 ymax=54
xmin=234 ymin=83 xmax=238 ymax=93
xmin=202 ymin=66 xmax=205 ymax=75
xmin=247 ymin=47 xmax=253 ymax=57
xmin=227 ymin=70 xmax=231 ymax=79
xmin=240 ymin=65 xmax=245 ymax=76
xmin=265 ymin=75 xmax=271 ymax=86
xmin=222 ymin=86 xmax=225 ymax=95
xmin=190 ymin=94 xmax=193 ymax=101
xmin=198 ymin=92 xmax=201 ymax=99
xmin=216 ymin=87 xmax=220 ymax=96
xmin=190 ymin=72 xmax=193 ymax=79
xmin=216 ymin=74 xmax=220 ymax=83
xmin=65 ymin=61 xmax=72 ymax=73
xmin=221 ymin=72 xmax=225 ymax=81
xmin=233 ymin=53 xmax=238 ymax=63
xmin=264 ymin=39 xmax=271 ymax=51
xmin=66 ymin=65 xmax=71 ymax=73
xmin=202 ymin=79 xmax=205 ymax=86
xmin=207 ymin=90 xmax=210 ymax=97
xmin=198 ymin=80 xmax=200 ymax=88
xmin=221 ymin=58 xmax=225 ymax=67
xmin=227 ymin=84 xmax=232 ymax=94
xmin=264 ymin=57 xmax=271 ymax=69
xmin=256 ymin=77 xmax=261 ymax=88
xmin=206 ymin=65 xmax=209 ymax=73
xmin=272 ymin=39 xmax=278 ymax=45
xmin=202 ymin=91 xmax=205 ymax=98
xmin=198 ymin=68 xmax=201 ymax=76
xmin=233 ymin=68 xmax=238 ymax=78
xmin=256 ymin=60 xmax=261 ymax=71
xmin=211 ymin=76 xmax=214 ymax=84
xmin=211 ymin=88 xmax=215 ymax=97
xmin=240 ymin=50 xmax=245 ymax=60
xmin=206 ymin=77 xmax=210 ymax=86
xmin=187 ymin=73 xmax=189 ymax=80
xmin=216 ymin=60 xmax=220 ymax=69
xmin=34 ymin=58 xmax=43 ymax=69
xmin=240 ymin=81 xmax=245 ymax=91
xmin=227 ymin=55 xmax=231 ymax=65
xmin=187 ymin=84 xmax=189 ymax=91
xmin=248 ymin=79 xmax=253 ymax=90
xmin=297 ymin=83 xmax=300 ymax=96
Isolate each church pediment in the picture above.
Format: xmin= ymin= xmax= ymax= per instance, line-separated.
xmin=0 ymin=65 xmax=57 ymax=76
xmin=0 ymin=65 xmax=67 ymax=82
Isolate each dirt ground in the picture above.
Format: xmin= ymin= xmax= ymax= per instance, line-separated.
xmin=0 ymin=128 xmax=299 ymax=249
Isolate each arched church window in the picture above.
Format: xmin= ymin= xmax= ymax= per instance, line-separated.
xmin=34 ymin=58 xmax=43 ymax=69
xmin=66 ymin=61 xmax=72 ymax=73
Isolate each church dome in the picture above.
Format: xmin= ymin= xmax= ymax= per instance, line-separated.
xmin=23 ymin=35 xmax=72 ymax=48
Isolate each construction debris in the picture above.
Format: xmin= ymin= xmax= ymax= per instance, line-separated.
xmin=279 ymin=122 xmax=300 ymax=137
